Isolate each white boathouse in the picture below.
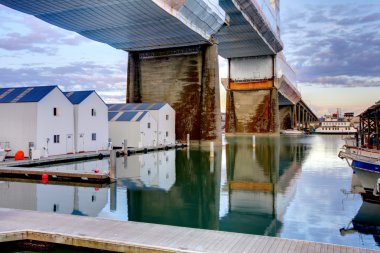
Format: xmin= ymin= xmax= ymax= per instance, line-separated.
xmin=108 ymin=111 xmax=158 ymax=148
xmin=0 ymin=86 xmax=74 ymax=156
xmin=64 ymin=91 xmax=108 ymax=153
xmin=108 ymin=103 xmax=175 ymax=145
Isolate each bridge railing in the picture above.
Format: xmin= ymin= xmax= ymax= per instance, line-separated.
xmin=256 ymin=0 xmax=279 ymax=36
xmin=276 ymin=54 xmax=298 ymax=90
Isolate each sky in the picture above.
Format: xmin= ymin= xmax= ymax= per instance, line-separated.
xmin=0 ymin=1 xmax=379 ymax=116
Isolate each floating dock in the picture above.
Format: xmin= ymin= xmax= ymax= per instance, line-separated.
xmin=0 ymin=208 xmax=377 ymax=253
xmin=0 ymin=166 xmax=109 ymax=183
xmin=0 ymin=151 xmax=109 ymax=167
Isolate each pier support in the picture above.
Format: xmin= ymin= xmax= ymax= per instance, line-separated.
xmin=126 ymin=45 xmax=221 ymax=141
xmin=226 ymin=56 xmax=279 ymax=133
xmin=279 ymin=105 xmax=293 ymax=130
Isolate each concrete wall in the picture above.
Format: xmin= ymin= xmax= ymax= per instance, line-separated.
xmin=75 ymin=93 xmax=109 ymax=152
xmin=37 ymin=88 xmax=74 ymax=156
xmin=226 ymin=89 xmax=279 ymax=133
xmin=109 ymin=113 xmax=157 ymax=148
xmin=0 ymin=103 xmax=37 ymax=156
xmin=127 ymin=45 xmax=221 ymax=141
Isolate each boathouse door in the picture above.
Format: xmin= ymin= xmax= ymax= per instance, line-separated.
xmin=66 ymin=134 xmax=74 ymax=154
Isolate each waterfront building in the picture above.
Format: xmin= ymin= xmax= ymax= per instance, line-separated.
xmin=64 ymin=91 xmax=108 ymax=153
xmin=0 ymin=86 xmax=74 ymax=156
xmin=108 ymin=103 xmax=175 ymax=145
xmin=108 ymin=111 xmax=158 ymax=148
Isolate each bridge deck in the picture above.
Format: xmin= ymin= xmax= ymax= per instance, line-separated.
xmin=0 ymin=208 xmax=377 ymax=253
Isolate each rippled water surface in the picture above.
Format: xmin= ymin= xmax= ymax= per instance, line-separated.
xmin=0 ymin=135 xmax=378 ymax=250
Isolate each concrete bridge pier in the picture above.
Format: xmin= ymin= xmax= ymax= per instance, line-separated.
xmin=225 ymin=56 xmax=279 ymax=133
xmin=126 ymin=45 xmax=221 ymax=141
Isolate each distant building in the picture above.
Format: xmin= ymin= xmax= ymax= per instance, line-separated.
xmin=108 ymin=103 xmax=175 ymax=145
xmin=0 ymin=86 xmax=74 ymax=156
xmin=64 ymin=91 xmax=108 ymax=153
xmin=108 ymin=111 xmax=158 ymax=148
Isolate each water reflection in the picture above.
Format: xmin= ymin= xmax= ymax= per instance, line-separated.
xmin=127 ymin=148 xmax=221 ymax=229
xmin=0 ymin=136 xmax=379 ymax=250
xmin=220 ymin=136 xmax=310 ymax=236
xmin=0 ymin=181 xmax=108 ymax=216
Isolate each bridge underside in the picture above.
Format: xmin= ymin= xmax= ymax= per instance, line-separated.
xmin=127 ymin=45 xmax=221 ymax=141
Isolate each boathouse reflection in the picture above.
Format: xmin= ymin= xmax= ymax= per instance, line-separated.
xmin=127 ymin=147 xmax=221 ymax=229
xmin=0 ymin=181 xmax=108 ymax=216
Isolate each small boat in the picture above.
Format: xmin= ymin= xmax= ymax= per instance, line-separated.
xmin=280 ymin=129 xmax=304 ymax=135
xmin=338 ymin=102 xmax=380 ymax=194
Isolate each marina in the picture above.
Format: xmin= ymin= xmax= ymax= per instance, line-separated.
xmin=0 ymin=135 xmax=379 ymax=251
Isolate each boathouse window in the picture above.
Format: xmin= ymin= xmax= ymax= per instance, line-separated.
xmin=92 ymin=133 xmax=96 ymax=141
xmin=148 ymin=122 xmax=151 ymax=129
xmin=53 ymin=107 xmax=57 ymax=116
xmin=91 ymin=108 xmax=96 ymax=116
xmin=166 ymin=131 xmax=169 ymax=137
xmin=53 ymin=135 xmax=60 ymax=143
xmin=166 ymin=114 xmax=169 ymax=120
xmin=53 ymin=204 xmax=59 ymax=212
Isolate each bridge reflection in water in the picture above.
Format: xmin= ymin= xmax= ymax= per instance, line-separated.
xmin=0 ymin=136 xmax=309 ymax=234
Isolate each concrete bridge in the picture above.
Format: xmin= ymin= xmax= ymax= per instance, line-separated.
xmin=0 ymin=0 xmax=317 ymax=140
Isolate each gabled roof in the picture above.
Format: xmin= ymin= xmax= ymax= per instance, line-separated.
xmin=64 ymin=91 xmax=94 ymax=104
xmin=108 ymin=103 xmax=167 ymax=111
xmin=0 ymin=86 xmax=57 ymax=103
xmin=108 ymin=111 xmax=149 ymax=122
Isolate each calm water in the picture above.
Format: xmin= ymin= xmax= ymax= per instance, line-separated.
xmin=0 ymin=135 xmax=378 ymax=250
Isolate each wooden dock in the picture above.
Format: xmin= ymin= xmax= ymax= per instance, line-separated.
xmin=0 ymin=151 xmax=109 ymax=167
xmin=0 ymin=208 xmax=378 ymax=253
xmin=0 ymin=166 xmax=109 ymax=182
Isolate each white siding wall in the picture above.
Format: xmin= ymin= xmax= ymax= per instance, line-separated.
xmin=157 ymin=105 xmax=176 ymax=145
xmin=147 ymin=105 xmax=176 ymax=145
xmin=108 ymin=113 xmax=157 ymax=148
xmin=109 ymin=122 xmax=140 ymax=148
xmin=36 ymin=88 xmax=74 ymax=156
xmin=0 ymin=103 xmax=37 ymax=156
xmin=76 ymin=93 xmax=108 ymax=152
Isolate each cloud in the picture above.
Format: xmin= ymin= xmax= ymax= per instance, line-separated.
xmin=281 ymin=1 xmax=380 ymax=88
xmin=0 ymin=61 xmax=127 ymax=102
xmin=0 ymin=5 xmax=88 ymax=55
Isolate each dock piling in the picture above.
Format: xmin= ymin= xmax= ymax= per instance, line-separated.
xmin=109 ymin=150 xmax=117 ymax=182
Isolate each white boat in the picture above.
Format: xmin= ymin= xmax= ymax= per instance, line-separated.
xmin=338 ymin=102 xmax=380 ymax=194
xmin=316 ymin=113 xmax=356 ymax=134
xmin=280 ymin=129 xmax=304 ymax=135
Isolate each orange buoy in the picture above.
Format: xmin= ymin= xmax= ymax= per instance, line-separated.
xmin=42 ymin=173 xmax=48 ymax=179
xmin=94 ymin=168 xmax=100 ymax=173
xmin=14 ymin=151 xmax=24 ymax=160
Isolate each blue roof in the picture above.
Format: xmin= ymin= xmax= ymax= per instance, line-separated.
xmin=109 ymin=111 xmax=148 ymax=122
xmin=0 ymin=86 xmax=56 ymax=103
xmin=108 ymin=103 xmax=167 ymax=111
xmin=108 ymin=111 xmax=119 ymax=121
xmin=64 ymin=91 xmax=94 ymax=104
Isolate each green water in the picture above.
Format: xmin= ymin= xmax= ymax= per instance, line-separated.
xmin=0 ymin=135 xmax=378 ymax=250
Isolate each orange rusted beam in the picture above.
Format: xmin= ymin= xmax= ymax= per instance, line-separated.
xmin=229 ymin=80 xmax=273 ymax=90
xmin=229 ymin=181 xmax=273 ymax=191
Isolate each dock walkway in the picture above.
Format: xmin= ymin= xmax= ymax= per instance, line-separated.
xmin=0 ymin=166 xmax=109 ymax=182
xmin=0 ymin=208 xmax=377 ymax=253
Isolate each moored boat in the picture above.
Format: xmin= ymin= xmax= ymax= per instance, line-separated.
xmin=280 ymin=129 xmax=305 ymax=135
xmin=339 ymin=102 xmax=380 ymax=194
xmin=316 ymin=111 xmax=357 ymax=134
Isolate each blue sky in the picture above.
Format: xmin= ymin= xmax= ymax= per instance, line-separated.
xmin=0 ymin=1 xmax=379 ymax=116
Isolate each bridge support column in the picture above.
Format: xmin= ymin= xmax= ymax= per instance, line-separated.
xmin=279 ymin=105 xmax=293 ymax=130
xmin=297 ymin=104 xmax=301 ymax=130
xmin=226 ymin=56 xmax=279 ymax=133
xmin=126 ymin=45 xmax=221 ymax=141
